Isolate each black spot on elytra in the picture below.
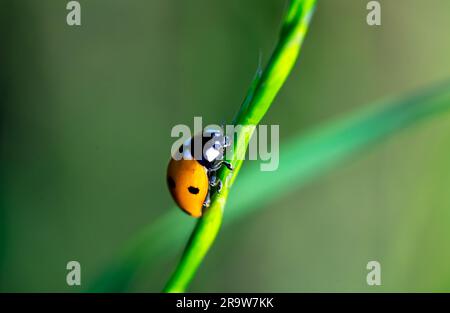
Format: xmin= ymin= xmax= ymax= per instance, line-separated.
xmin=167 ymin=176 xmax=176 ymax=189
xmin=188 ymin=186 xmax=199 ymax=194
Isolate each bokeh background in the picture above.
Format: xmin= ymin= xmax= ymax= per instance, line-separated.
xmin=1 ymin=0 xmax=450 ymax=292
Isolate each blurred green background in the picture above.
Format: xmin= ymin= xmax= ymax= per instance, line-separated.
xmin=1 ymin=0 xmax=450 ymax=292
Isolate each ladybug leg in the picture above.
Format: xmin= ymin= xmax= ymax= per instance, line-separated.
xmin=209 ymin=160 xmax=233 ymax=172
xmin=209 ymin=173 xmax=223 ymax=193
xmin=222 ymin=160 xmax=233 ymax=171
xmin=209 ymin=175 xmax=217 ymax=187
xmin=209 ymin=163 xmax=222 ymax=172
xmin=216 ymin=179 xmax=223 ymax=193
xmin=203 ymin=190 xmax=211 ymax=208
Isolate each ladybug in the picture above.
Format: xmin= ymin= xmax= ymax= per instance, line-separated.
xmin=167 ymin=128 xmax=233 ymax=217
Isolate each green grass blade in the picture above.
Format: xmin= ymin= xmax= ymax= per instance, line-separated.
xmin=163 ymin=0 xmax=317 ymax=293
xmin=89 ymin=79 xmax=450 ymax=292
xmin=226 ymin=80 xmax=450 ymax=224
